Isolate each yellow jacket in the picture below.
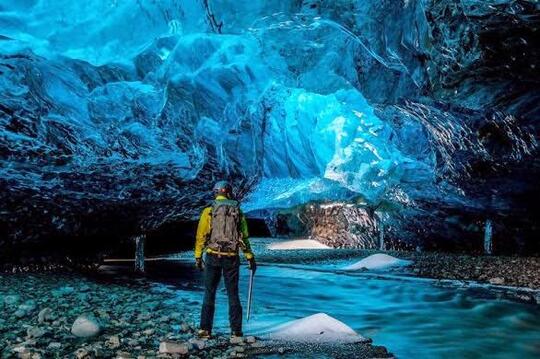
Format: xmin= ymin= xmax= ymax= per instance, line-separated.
xmin=195 ymin=195 xmax=254 ymax=259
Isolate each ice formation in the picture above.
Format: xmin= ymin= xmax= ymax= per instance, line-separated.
xmin=268 ymin=239 xmax=331 ymax=250
xmin=0 ymin=1 xmax=538 ymax=258
xmin=343 ymin=253 xmax=412 ymax=271
xmin=267 ymin=313 xmax=367 ymax=343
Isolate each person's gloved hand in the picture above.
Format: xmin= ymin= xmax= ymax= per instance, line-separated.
xmin=195 ymin=258 xmax=204 ymax=271
xmin=247 ymin=257 xmax=257 ymax=273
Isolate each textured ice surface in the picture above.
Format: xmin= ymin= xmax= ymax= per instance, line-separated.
xmin=267 ymin=313 xmax=367 ymax=343
xmin=343 ymin=253 xmax=412 ymax=271
xmin=0 ymin=0 xmax=538 ymax=255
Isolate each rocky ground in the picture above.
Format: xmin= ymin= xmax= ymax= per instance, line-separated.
xmin=0 ymin=272 xmax=392 ymax=359
xmin=405 ymin=252 xmax=540 ymax=289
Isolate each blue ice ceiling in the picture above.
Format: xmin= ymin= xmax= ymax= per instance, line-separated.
xmin=0 ymin=0 xmax=538 ymax=252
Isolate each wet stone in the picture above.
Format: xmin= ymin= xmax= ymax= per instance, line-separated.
xmin=142 ymin=328 xmax=155 ymax=336
xmin=233 ymin=345 xmax=245 ymax=353
xmin=180 ymin=322 xmax=191 ymax=332
xmin=71 ymin=314 xmax=101 ymax=338
xmin=47 ymin=342 xmax=62 ymax=350
xmin=116 ymin=351 xmax=134 ymax=358
xmin=188 ymin=338 xmax=206 ymax=350
xmin=37 ymin=308 xmax=53 ymax=323
xmin=3 ymin=294 xmax=20 ymax=306
xmin=489 ymin=277 xmax=505 ymax=285
xmin=106 ymin=335 xmax=121 ymax=349
xmin=127 ymin=339 xmax=139 ymax=347
xmin=15 ymin=300 xmax=37 ymax=318
xmin=74 ymin=348 xmax=90 ymax=359
xmin=230 ymin=336 xmax=244 ymax=345
xmin=159 ymin=341 xmax=190 ymax=354
xmin=26 ymin=326 xmax=45 ymax=338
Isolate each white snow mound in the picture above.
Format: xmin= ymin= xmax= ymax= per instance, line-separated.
xmin=268 ymin=239 xmax=331 ymax=250
xmin=343 ymin=253 xmax=412 ymax=271
xmin=267 ymin=313 xmax=368 ymax=343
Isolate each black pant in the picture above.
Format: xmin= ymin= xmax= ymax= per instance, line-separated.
xmin=200 ymin=254 xmax=242 ymax=333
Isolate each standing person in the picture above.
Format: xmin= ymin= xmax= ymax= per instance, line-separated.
xmin=194 ymin=181 xmax=257 ymax=339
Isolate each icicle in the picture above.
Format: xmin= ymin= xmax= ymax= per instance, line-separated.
xmin=378 ymin=216 xmax=385 ymax=251
xmin=134 ymin=234 xmax=146 ymax=273
xmin=484 ymin=219 xmax=493 ymax=255
xmin=265 ymin=212 xmax=277 ymax=238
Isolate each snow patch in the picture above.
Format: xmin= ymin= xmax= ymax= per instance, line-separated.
xmin=343 ymin=253 xmax=412 ymax=270
xmin=268 ymin=239 xmax=331 ymax=250
xmin=267 ymin=313 xmax=368 ymax=343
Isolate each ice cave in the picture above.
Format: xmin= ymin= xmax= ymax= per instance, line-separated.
xmin=1 ymin=1 xmax=539 ymax=358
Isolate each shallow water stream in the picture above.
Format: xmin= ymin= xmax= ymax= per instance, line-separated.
xmin=165 ymin=238 xmax=540 ymax=358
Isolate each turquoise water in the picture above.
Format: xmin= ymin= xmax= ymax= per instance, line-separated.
xmin=239 ymin=265 xmax=540 ymax=358
xmin=169 ymin=240 xmax=540 ymax=358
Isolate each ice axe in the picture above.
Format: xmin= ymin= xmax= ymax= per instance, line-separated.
xmin=246 ymin=268 xmax=255 ymax=322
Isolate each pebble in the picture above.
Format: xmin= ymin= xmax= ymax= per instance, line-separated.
xmin=15 ymin=309 xmax=28 ymax=318
xmin=142 ymin=328 xmax=155 ymax=336
xmin=159 ymin=341 xmax=189 ymax=354
xmin=15 ymin=300 xmax=37 ymax=317
xmin=116 ymin=351 xmax=133 ymax=358
xmin=158 ymin=315 xmax=170 ymax=323
xmin=489 ymin=277 xmax=505 ymax=285
xmin=52 ymin=286 xmax=75 ymax=297
xmin=189 ymin=338 xmax=206 ymax=350
xmin=12 ymin=345 xmax=28 ymax=353
xmin=37 ymin=308 xmax=53 ymax=323
xmin=180 ymin=322 xmax=191 ymax=332
xmin=71 ymin=314 xmax=101 ymax=337
xmin=74 ymin=348 xmax=90 ymax=359
xmin=245 ymin=336 xmax=256 ymax=344
xmin=230 ymin=336 xmax=244 ymax=345
xmin=47 ymin=342 xmax=62 ymax=350
xmin=233 ymin=346 xmax=245 ymax=353
xmin=3 ymin=294 xmax=20 ymax=306
xmin=106 ymin=335 xmax=121 ymax=349
xmin=26 ymin=326 xmax=45 ymax=338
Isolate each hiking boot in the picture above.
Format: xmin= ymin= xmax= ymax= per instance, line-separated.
xmin=197 ymin=329 xmax=211 ymax=339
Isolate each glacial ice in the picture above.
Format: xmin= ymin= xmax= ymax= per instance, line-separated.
xmin=267 ymin=313 xmax=367 ymax=343
xmin=343 ymin=254 xmax=412 ymax=271
xmin=0 ymin=0 xmax=538 ymax=255
xmin=268 ymin=239 xmax=330 ymax=250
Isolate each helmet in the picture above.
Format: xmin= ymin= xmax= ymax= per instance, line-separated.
xmin=213 ymin=180 xmax=232 ymax=195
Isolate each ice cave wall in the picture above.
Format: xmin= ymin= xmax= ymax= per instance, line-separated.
xmin=0 ymin=0 xmax=538 ymax=261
